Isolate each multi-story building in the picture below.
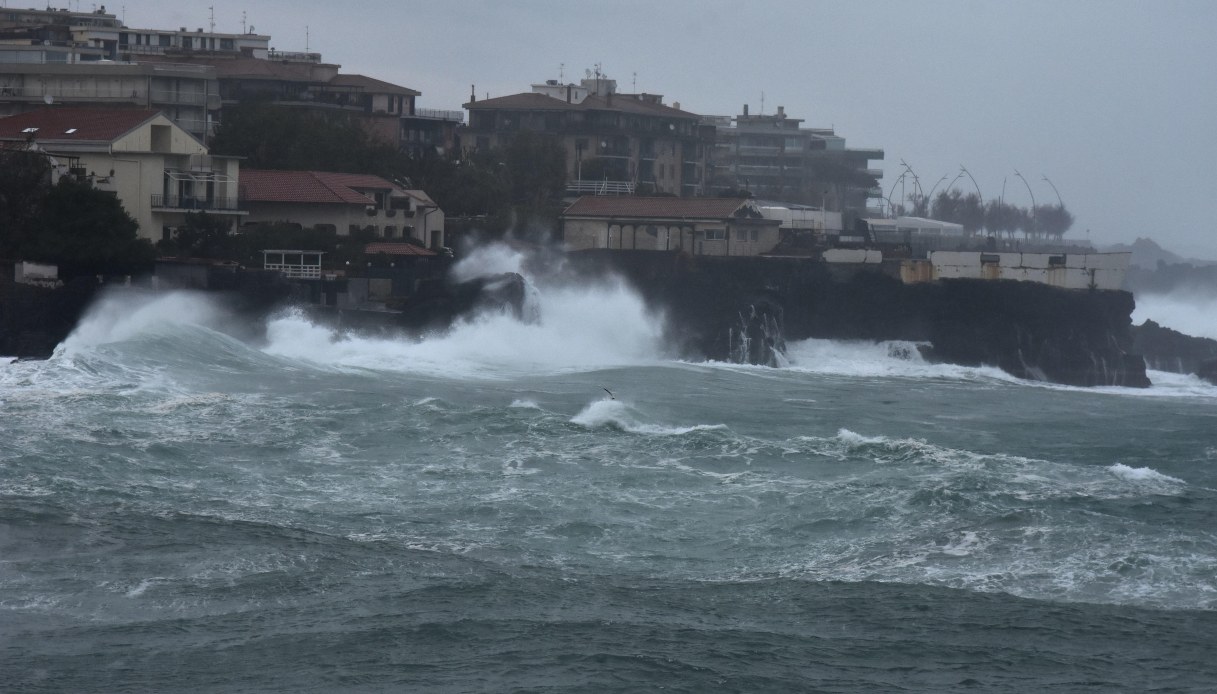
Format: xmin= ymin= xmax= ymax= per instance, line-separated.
xmin=0 ymin=7 xmax=222 ymax=140
xmin=463 ymin=73 xmax=713 ymax=197
xmin=1 ymin=6 xmax=461 ymax=153
xmin=710 ymin=104 xmax=884 ymax=215
xmin=0 ymin=107 xmax=246 ymax=242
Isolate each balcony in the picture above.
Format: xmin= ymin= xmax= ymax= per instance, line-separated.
xmin=566 ymin=180 xmax=636 ymax=196
xmin=151 ymin=194 xmax=245 ymax=213
xmin=150 ymin=89 xmax=208 ymax=105
xmin=412 ymin=108 xmax=464 ymax=123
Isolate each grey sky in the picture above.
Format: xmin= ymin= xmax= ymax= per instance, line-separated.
xmin=112 ymin=0 xmax=1217 ymax=259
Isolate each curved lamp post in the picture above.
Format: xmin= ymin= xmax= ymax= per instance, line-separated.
xmin=1041 ymin=175 xmax=1063 ymax=208
xmin=1014 ymin=169 xmax=1037 ymax=238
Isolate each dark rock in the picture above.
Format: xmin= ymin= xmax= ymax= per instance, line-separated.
xmin=1198 ymin=358 xmax=1217 ymax=386
xmin=1130 ymin=319 xmax=1217 ymax=375
xmin=566 ymin=250 xmax=1150 ymax=388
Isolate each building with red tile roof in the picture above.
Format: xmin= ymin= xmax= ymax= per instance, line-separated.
xmin=0 ymin=107 xmax=245 ymax=242
xmin=561 ymin=196 xmax=780 ymax=256
xmin=240 ymin=169 xmax=444 ymax=249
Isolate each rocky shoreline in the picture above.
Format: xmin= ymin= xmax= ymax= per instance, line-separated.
xmin=4 ymin=252 xmax=1216 ymax=388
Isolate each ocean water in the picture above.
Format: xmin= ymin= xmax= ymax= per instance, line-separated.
xmin=4 ymin=248 xmax=1217 ymax=692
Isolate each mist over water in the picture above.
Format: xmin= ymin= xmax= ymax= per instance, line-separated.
xmin=1133 ymin=289 xmax=1217 ymax=340
xmin=5 ymin=245 xmax=1217 ymax=691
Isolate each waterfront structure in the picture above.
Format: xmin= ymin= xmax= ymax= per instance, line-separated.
xmin=464 ymin=73 xmax=713 ymax=196
xmin=0 ymin=107 xmax=244 ymax=242
xmin=709 ymin=104 xmax=883 ymax=215
xmin=239 ymin=169 xmax=445 ymax=249
xmin=561 ymin=196 xmax=781 ymax=256
xmin=905 ymin=251 xmax=1131 ymax=291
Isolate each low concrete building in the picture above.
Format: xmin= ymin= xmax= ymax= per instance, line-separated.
xmin=239 ymin=169 xmax=445 ymax=249
xmin=0 ymin=107 xmax=244 ymax=241
xmin=561 ymin=196 xmax=782 ymax=256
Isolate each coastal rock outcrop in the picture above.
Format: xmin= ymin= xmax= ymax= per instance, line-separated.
xmin=567 ymin=250 xmax=1150 ymax=387
xmin=1130 ymin=319 xmax=1217 ymax=378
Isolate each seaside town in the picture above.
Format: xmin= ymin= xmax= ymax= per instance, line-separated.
xmin=1 ymin=5 xmax=1213 ymax=385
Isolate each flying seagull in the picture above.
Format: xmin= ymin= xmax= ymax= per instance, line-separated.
xmin=603 ymin=387 xmax=615 ymax=400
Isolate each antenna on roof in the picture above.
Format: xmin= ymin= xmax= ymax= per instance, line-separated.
xmin=208 ymin=5 xmax=214 ymax=33
xmin=241 ymin=10 xmax=246 ymax=34
xmin=632 ymin=71 xmax=636 ymax=92
xmin=559 ymin=62 xmax=564 ymax=82
xmin=305 ymin=25 xmax=309 ymax=51
xmin=760 ymin=91 xmax=765 ymax=115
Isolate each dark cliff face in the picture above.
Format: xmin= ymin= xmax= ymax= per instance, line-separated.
xmin=1131 ymin=319 xmax=1217 ymax=378
xmin=0 ymin=276 xmax=101 ymax=358
xmin=566 ymin=250 xmax=1149 ymax=388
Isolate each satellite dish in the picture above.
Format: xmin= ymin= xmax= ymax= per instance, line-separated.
xmin=43 ymin=94 xmax=53 ymax=105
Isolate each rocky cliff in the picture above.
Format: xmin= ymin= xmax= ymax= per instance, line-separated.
xmin=566 ymin=251 xmax=1151 ymax=388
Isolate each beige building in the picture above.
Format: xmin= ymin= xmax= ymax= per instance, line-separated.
xmin=561 ymin=196 xmax=781 ymax=256
xmin=239 ymin=169 xmax=445 ymax=249
xmin=0 ymin=107 xmax=244 ymax=242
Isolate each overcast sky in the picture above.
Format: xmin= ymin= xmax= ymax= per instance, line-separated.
xmin=109 ymin=0 xmax=1217 ymax=260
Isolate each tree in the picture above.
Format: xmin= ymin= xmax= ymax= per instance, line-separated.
xmin=159 ymin=211 xmax=233 ymax=259
xmin=25 ymin=176 xmax=154 ymax=277
xmin=210 ymin=102 xmax=404 ymax=176
xmin=1036 ymin=204 xmax=1074 ymax=241
xmin=984 ymin=200 xmax=1022 ymax=240
xmin=0 ymin=149 xmax=53 ymax=258
xmin=502 ymin=131 xmax=567 ymax=208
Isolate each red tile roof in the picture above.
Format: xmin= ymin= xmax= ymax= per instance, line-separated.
xmin=464 ymin=92 xmax=581 ymax=111
xmin=0 ymin=107 xmax=162 ymax=142
xmin=240 ymin=169 xmax=399 ymax=205
xmin=563 ymin=196 xmax=761 ymax=220
xmin=465 ymin=91 xmax=698 ymax=118
xmin=329 ymin=74 xmax=420 ymax=96
xmin=364 ymin=242 xmax=436 ymax=256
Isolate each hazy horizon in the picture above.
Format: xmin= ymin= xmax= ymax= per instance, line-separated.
xmin=101 ymin=0 xmax=1217 ymax=261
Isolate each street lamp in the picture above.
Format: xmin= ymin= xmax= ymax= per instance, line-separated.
xmin=1014 ymin=169 xmax=1037 ymax=238
xmin=1041 ymin=175 xmax=1063 ymax=208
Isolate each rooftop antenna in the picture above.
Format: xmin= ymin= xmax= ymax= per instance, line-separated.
xmin=559 ymin=62 xmax=564 ymax=82
xmin=208 ymin=5 xmax=214 ymax=33
xmin=632 ymin=71 xmax=636 ymax=92
xmin=305 ymin=25 xmax=309 ymax=51
xmin=241 ymin=11 xmax=246 ymax=34
xmin=760 ymin=91 xmax=765 ymax=115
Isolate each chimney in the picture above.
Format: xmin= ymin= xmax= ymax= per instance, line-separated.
xmin=673 ymin=101 xmax=680 ymax=110
xmin=743 ymin=104 xmax=749 ymax=117
xmin=566 ymin=84 xmax=572 ymax=103
xmin=469 ymin=84 xmax=476 ymax=103
xmin=777 ymin=105 xmax=785 ymax=118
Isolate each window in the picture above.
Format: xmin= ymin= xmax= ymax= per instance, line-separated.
xmin=220 ymin=38 xmax=234 ymax=50
xmin=703 ymin=228 xmax=725 ymax=240
xmin=384 ymin=225 xmax=397 ymax=238
xmin=750 ymin=229 xmax=759 ymax=241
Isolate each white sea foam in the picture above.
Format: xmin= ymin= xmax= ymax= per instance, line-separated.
xmin=56 ymin=290 xmax=226 ymax=355
xmin=510 ymin=399 xmax=541 ymax=409
xmin=1108 ymin=463 xmax=1185 ymax=485
xmin=774 ymin=338 xmax=1017 ymax=383
xmin=1133 ymin=290 xmax=1217 ymax=340
xmin=571 ymin=398 xmax=726 ymax=436
xmin=262 ymin=249 xmax=668 ymax=378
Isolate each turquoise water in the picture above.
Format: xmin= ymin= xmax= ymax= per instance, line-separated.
xmin=4 ymin=251 xmax=1217 ymax=691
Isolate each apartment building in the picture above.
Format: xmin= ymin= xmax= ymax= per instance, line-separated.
xmin=710 ymin=104 xmax=884 ymax=215
xmin=463 ymin=73 xmax=713 ymax=197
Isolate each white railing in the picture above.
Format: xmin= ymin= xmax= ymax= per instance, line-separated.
xmin=264 ymin=264 xmax=321 ymax=279
xmin=413 ymin=108 xmax=464 ymax=122
xmin=566 ymin=180 xmax=636 ymax=195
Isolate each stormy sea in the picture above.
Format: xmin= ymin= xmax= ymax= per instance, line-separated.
xmin=4 ymin=246 xmax=1217 ymax=692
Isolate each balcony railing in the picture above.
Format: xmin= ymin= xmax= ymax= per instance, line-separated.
xmin=149 ymin=89 xmax=208 ymax=105
xmin=413 ymin=108 xmax=464 ymax=122
xmin=566 ymin=180 xmax=636 ymax=196
xmin=151 ymin=194 xmax=244 ymax=212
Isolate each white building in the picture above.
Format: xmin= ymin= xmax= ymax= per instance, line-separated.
xmin=0 ymin=107 xmax=244 ymax=242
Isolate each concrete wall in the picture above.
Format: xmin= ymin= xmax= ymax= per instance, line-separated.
xmin=928 ymin=251 xmax=1130 ymax=291
xmin=823 ymin=249 xmax=882 ymax=264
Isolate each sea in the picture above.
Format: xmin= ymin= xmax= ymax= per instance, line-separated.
xmin=4 ymin=245 xmax=1217 ymax=693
